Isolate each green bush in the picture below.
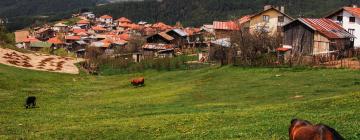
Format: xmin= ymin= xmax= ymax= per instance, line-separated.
xmin=54 ymin=48 xmax=75 ymax=57
xmin=40 ymin=47 xmax=52 ymax=54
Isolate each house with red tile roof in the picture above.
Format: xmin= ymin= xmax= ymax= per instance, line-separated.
xmin=116 ymin=17 xmax=132 ymax=24
xmin=76 ymin=20 xmax=90 ymax=29
xmin=92 ymin=26 xmax=107 ymax=33
xmin=326 ymin=5 xmax=360 ymax=48
xmin=99 ymin=15 xmax=113 ymax=24
xmin=47 ymin=37 xmax=64 ymax=45
xmin=152 ymin=22 xmax=173 ymax=31
xmin=47 ymin=36 xmax=65 ymax=49
xmin=283 ymin=18 xmax=354 ymax=55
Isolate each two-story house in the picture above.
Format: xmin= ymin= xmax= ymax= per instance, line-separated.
xmin=99 ymin=15 xmax=113 ymax=25
xmin=326 ymin=5 xmax=360 ymax=48
xmin=240 ymin=5 xmax=293 ymax=36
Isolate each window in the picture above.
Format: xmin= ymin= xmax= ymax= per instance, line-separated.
xmin=263 ymin=15 xmax=270 ymax=22
xmin=348 ymin=29 xmax=355 ymax=35
xmin=278 ymin=16 xmax=284 ymax=22
xmin=349 ymin=29 xmax=355 ymax=41
xmin=337 ymin=16 xmax=343 ymax=22
xmin=350 ymin=17 xmax=356 ymax=23
xmin=257 ymin=26 xmax=270 ymax=32
xmin=330 ymin=41 xmax=337 ymax=51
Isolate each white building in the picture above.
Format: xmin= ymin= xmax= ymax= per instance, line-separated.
xmin=327 ymin=5 xmax=360 ymax=48
xmin=99 ymin=15 xmax=113 ymax=24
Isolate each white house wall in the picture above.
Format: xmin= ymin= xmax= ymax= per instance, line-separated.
xmin=330 ymin=10 xmax=360 ymax=48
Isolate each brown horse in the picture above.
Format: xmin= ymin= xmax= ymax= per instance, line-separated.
xmin=131 ymin=77 xmax=145 ymax=87
xmin=289 ymin=119 xmax=344 ymax=140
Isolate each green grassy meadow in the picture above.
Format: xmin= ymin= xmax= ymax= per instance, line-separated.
xmin=0 ymin=64 xmax=359 ymax=139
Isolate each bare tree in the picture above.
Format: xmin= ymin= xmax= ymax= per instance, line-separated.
xmin=230 ymin=24 xmax=282 ymax=66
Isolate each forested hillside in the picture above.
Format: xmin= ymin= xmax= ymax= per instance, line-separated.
xmin=0 ymin=0 xmax=101 ymax=30
xmin=92 ymin=0 xmax=360 ymax=27
xmin=1 ymin=0 xmax=359 ymax=31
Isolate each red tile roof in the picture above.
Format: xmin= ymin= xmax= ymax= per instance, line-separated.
xmin=77 ymin=32 xmax=88 ymax=36
xmin=118 ymin=22 xmax=142 ymax=30
xmin=100 ymin=15 xmax=113 ymax=19
xmin=108 ymin=35 xmax=128 ymax=44
xmin=143 ymin=27 xmax=157 ymax=36
xmin=117 ymin=17 xmax=132 ymax=23
xmin=47 ymin=37 xmax=64 ymax=44
xmin=23 ymin=37 xmax=40 ymax=43
xmin=344 ymin=7 xmax=360 ymax=18
xmin=72 ymin=29 xmax=86 ymax=34
xmin=77 ymin=20 xmax=90 ymax=24
xmin=92 ymin=26 xmax=107 ymax=31
xmin=299 ymin=18 xmax=354 ymax=39
xmin=276 ymin=48 xmax=291 ymax=52
xmin=239 ymin=15 xmax=252 ymax=25
xmin=118 ymin=33 xmax=130 ymax=41
xmin=184 ymin=28 xmax=201 ymax=36
xmin=118 ymin=22 xmax=131 ymax=27
xmin=65 ymin=36 xmax=81 ymax=40
xmin=213 ymin=21 xmax=240 ymax=30
xmin=152 ymin=22 xmax=173 ymax=31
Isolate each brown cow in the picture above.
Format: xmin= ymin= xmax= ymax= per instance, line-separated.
xmin=131 ymin=77 xmax=145 ymax=87
xmin=289 ymin=119 xmax=344 ymax=140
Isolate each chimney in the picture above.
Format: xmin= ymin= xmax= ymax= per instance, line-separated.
xmin=264 ymin=5 xmax=273 ymax=11
xmin=280 ymin=6 xmax=285 ymax=13
xmin=352 ymin=4 xmax=358 ymax=8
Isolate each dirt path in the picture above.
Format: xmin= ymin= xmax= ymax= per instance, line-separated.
xmin=0 ymin=48 xmax=83 ymax=74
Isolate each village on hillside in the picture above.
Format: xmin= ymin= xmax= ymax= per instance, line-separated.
xmin=1 ymin=3 xmax=360 ymax=140
xmin=13 ymin=5 xmax=360 ymax=70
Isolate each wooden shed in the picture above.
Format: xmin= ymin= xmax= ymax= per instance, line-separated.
xmin=282 ymin=18 xmax=354 ymax=56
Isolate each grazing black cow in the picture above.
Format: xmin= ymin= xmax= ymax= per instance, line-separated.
xmin=25 ymin=96 xmax=36 ymax=109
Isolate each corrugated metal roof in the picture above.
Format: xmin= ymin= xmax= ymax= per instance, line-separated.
xmin=172 ymin=29 xmax=188 ymax=37
xmin=213 ymin=21 xmax=239 ymax=30
xmin=211 ymin=38 xmax=231 ymax=47
xmin=299 ymin=18 xmax=354 ymax=39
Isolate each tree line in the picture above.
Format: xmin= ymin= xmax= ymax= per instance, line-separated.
xmin=2 ymin=0 xmax=360 ymax=31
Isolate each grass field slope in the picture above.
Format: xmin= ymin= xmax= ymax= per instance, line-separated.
xmin=0 ymin=64 xmax=359 ymax=139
